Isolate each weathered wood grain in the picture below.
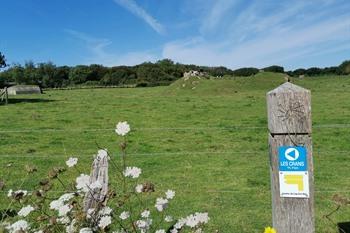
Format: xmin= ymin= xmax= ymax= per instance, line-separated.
xmin=269 ymin=134 xmax=315 ymax=233
xmin=83 ymin=155 xmax=109 ymax=212
xmin=267 ymin=82 xmax=311 ymax=134
xmin=267 ymin=83 xmax=315 ymax=233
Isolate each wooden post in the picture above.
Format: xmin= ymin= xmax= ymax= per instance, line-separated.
xmin=5 ymin=87 xmax=8 ymax=105
xmin=83 ymin=154 xmax=109 ymax=212
xmin=267 ymin=82 xmax=315 ymax=233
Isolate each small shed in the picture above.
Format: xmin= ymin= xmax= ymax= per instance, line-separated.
xmin=7 ymin=85 xmax=42 ymax=95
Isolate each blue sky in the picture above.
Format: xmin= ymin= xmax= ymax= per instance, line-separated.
xmin=1 ymin=0 xmax=349 ymax=70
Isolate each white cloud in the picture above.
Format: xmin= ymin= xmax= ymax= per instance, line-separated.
xmin=162 ymin=1 xmax=350 ymax=69
xmin=113 ymin=0 xmax=165 ymax=35
xmin=200 ymin=0 xmax=239 ymax=33
xmin=65 ymin=29 xmax=158 ymax=66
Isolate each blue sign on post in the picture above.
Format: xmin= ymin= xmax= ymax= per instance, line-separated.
xmin=278 ymin=146 xmax=307 ymax=171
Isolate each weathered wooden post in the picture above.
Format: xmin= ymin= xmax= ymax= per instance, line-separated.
xmin=267 ymin=82 xmax=315 ymax=233
xmin=5 ymin=87 xmax=8 ymax=105
xmin=83 ymin=152 xmax=109 ymax=212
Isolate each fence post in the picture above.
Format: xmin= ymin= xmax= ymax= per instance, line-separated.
xmin=83 ymin=154 xmax=109 ymax=212
xmin=5 ymin=87 xmax=8 ymax=105
xmin=267 ymin=82 xmax=315 ymax=233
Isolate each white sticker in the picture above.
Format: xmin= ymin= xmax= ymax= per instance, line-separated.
xmin=279 ymin=171 xmax=309 ymax=198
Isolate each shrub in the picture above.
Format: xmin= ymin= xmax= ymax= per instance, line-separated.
xmin=232 ymin=67 xmax=259 ymax=77
xmin=262 ymin=65 xmax=284 ymax=73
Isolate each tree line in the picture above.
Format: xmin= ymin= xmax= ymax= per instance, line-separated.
xmin=0 ymin=52 xmax=349 ymax=88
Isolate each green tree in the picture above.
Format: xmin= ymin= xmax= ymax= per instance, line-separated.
xmin=0 ymin=52 xmax=7 ymax=69
xmin=339 ymin=60 xmax=350 ymax=74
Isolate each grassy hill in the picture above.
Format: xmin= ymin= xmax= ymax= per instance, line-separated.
xmin=0 ymin=72 xmax=349 ymax=232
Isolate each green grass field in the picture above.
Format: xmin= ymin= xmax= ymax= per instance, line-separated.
xmin=1 ymin=72 xmax=350 ymax=232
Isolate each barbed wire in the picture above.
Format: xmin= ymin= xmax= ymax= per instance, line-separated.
xmin=0 ymin=150 xmax=348 ymax=159
xmin=0 ymin=189 xmax=349 ymax=194
xmin=0 ymin=124 xmax=350 ymax=133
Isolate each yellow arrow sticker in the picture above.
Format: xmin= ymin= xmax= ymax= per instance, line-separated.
xmin=284 ymin=174 xmax=304 ymax=191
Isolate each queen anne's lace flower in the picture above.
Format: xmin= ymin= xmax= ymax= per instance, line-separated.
xmin=59 ymin=193 xmax=75 ymax=202
xmin=99 ymin=216 xmax=112 ymax=229
xmin=174 ymin=218 xmax=186 ymax=229
xmin=66 ymin=157 xmax=78 ymax=167
xmin=99 ymin=206 xmax=112 ymax=216
xmin=76 ymin=174 xmax=90 ymax=192
xmin=6 ymin=220 xmax=29 ymax=233
xmin=50 ymin=199 xmax=64 ymax=210
xmin=115 ymin=121 xmax=130 ymax=136
xmin=155 ymin=230 xmax=166 ymax=233
xmin=80 ymin=228 xmax=93 ymax=233
xmin=184 ymin=212 xmax=210 ymax=228
xmin=7 ymin=189 xmax=13 ymax=197
xmin=155 ymin=198 xmax=168 ymax=212
xmin=141 ymin=210 xmax=150 ymax=218
xmin=123 ymin=167 xmax=141 ymax=178
xmin=165 ymin=215 xmax=173 ymax=222
xmin=135 ymin=184 xmax=143 ymax=193
xmin=119 ymin=211 xmax=130 ymax=220
xmin=165 ymin=189 xmax=175 ymax=199
xmin=18 ymin=205 xmax=35 ymax=217
xmin=58 ymin=204 xmax=72 ymax=216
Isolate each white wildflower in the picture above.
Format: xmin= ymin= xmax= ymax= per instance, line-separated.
xmin=165 ymin=215 xmax=173 ymax=222
xmin=165 ymin=189 xmax=175 ymax=199
xmin=7 ymin=189 xmax=13 ymax=197
xmin=123 ymin=166 xmax=141 ymax=178
xmin=136 ymin=219 xmax=152 ymax=231
xmin=196 ymin=212 xmax=210 ymax=224
xmin=98 ymin=215 xmax=112 ymax=229
xmin=66 ymin=157 xmax=78 ymax=167
xmin=156 ymin=230 xmax=166 ymax=233
xmin=99 ymin=206 xmax=112 ymax=216
xmin=6 ymin=220 xmax=29 ymax=233
xmin=185 ymin=214 xmax=198 ymax=228
xmin=18 ymin=205 xmax=35 ymax=217
xmin=141 ymin=210 xmax=150 ymax=218
xmin=185 ymin=212 xmax=210 ymax=228
xmin=170 ymin=229 xmax=178 ymax=233
xmin=174 ymin=218 xmax=186 ymax=229
xmin=59 ymin=193 xmax=75 ymax=202
xmin=76 ymin=174 xmax=90 ymax=192
xmin=58 ymin=204 xmax=72 ymax=216
xmin=136 ymin=220 xmax=147 ymax=228
xmin=119 ymin=211 xmax=130 ymax=220
xmin=34 ymin=230 xmax=43 ymax=233
xmin=135 ymin=184 xmax=143 ymax=193
xmin=80 ymin=228 xmax=93 ymax=233
xmin=50 ymin=199 xmax=64 ymax=210
xmin=97 ymin=149 xmax=108 ymax=159
xmin=155 ymin=198 xmax=168 ymax=212
xmin=115 ymin=121 xmax=130 ymax=136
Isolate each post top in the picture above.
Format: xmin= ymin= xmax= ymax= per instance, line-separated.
xmin=267 ymin=82 xmax=312 ymax=134
xmin=267 ymin=82 xmax=310 ymax=96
